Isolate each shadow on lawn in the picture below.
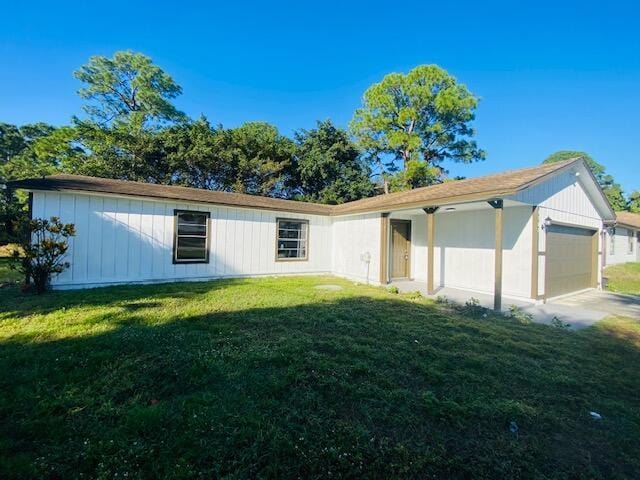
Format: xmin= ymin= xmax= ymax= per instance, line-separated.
xmin=0 ymin=292 xmax=639 ymax=479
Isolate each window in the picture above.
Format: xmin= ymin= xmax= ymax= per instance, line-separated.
xmin=609 ymin=228 xmax=615 ymax=256
xmin=276 ymin=218 xmax=308 ymax=261
xmin=174 ymin=210 xmax=210 ymax=263
xmin=629 ymin=230 xmax=635 ymax=255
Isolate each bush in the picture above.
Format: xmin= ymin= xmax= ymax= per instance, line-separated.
xmin=460 ymin=297 xmax=488 ymax=317
xmin=507 ymin=305 xmax=533 ymax=324
xmin=550 ymin=316 xmax=571 ymax=329
xmin=387 ymin=285 xmax=399 ymax=294
xmin=11 ymin=216 xmax=75 ymax=293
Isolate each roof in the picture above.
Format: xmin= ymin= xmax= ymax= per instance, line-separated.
xmin=616 ymin=211 xmax=640 ymax=230
xmin=8 ymin=159 xmax=588 ymax=217
xmin=7 ymin=174 xmax=333 ymax=216
xmin=332 ymin=159 xmax=579 ymax=215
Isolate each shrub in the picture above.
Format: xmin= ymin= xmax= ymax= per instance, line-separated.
xmin=550 ymin=316 xmax=571 ymax=329
xmin=387 ymin=285 xmax=399 ymax=294
xmin=11 ymin=216 xmax=76 ymax=294
xmin=460 ymin=297 xmax=488 ymax=317
xmin=507 ymin=305 xmax=533 ymax=324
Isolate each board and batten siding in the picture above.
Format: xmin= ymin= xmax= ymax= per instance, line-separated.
xmin=32 ymin=191 xmax=332 ymax=288
xmin=605 ymin=227 xmax=639 ymax=265
xmin=430 ymin=206 xmax=533 ymax=299
xmin=512 ymin=169 xmax=605 ymax=297
xmin=331 ymin=213 xmax=381 ymax=284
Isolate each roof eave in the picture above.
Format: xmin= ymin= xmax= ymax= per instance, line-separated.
xmin=7 ymin=178 xmax=334 ymax=216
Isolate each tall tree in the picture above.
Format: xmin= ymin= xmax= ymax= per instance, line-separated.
xmin=542 ymin=151 xmax=627 ymax=210
xmin=72 ymin=51 xmax=187 ymax=180
xmin=74 ymin=50 xmax=186 ymax=129
xmin=350 ymin=64 xmax=485 ymax=193
xmin=217 ymin=122 xmax=295 ymax=197
xmin=628 ymin=191 xmax=640 ymax=213
xmin=288 ymin=120 xmax=374 ymax=204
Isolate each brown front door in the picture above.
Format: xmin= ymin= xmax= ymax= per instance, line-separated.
xmin=391 ymin=220 xmax=411 ymax=279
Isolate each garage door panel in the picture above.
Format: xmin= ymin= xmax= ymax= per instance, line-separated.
xmin=546 ymin=225 xmax=595 ymax=298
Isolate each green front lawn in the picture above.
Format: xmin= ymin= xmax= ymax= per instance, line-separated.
xmin=1 ymin=277 xmax=639 ymax=479
xmin=605 ymin=262 xmax=640 ymax=296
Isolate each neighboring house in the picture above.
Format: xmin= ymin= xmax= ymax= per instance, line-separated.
xmin=605 ymin=211 xmax=640 ymax=265
xmin=9 ymin=158 xmax=615 ymax=309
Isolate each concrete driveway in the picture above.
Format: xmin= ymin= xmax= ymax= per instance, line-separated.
xmin=392 ymin=281 xmax=639 ymax=330
xmin=550 ymin=290 xmax=640 ymax=319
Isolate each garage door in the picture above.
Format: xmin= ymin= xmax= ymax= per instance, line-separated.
xmin=545 ymin=225 xmax=596 ymax=298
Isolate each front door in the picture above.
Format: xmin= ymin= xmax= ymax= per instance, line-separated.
xmin=391 ymin=220 xmax=411 ymax=279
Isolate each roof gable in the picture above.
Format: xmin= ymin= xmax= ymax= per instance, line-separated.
xmin=331 ymin=159 xmax=579 ymax=215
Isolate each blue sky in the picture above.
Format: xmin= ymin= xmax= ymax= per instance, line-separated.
xmin=1 ymin=1 xmax=639 ymax=193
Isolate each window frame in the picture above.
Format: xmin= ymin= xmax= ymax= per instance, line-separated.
xmin=173 ymin=209 xmax=211 ymax=264
xmin=275 ymin=217 xmax=309 ymax=262
xmin=628 ymin=230 xmax=635 ymax=255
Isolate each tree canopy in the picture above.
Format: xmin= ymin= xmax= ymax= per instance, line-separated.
xmin=626 ymin=191 xmax=640 ymax=213
xmin=74 ymin=50 xmax=186 ymax=129
xmin=289 ymin=120 xmax=374 ymax=204
xmin=350 ymin=64 xmax=485 ymax=192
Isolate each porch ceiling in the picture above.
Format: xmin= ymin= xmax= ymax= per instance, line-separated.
xmin=388 ymin=199 xmax=529 ymax=216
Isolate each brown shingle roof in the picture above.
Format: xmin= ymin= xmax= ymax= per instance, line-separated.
xmin=7 ymin=174 xmax=333 ymax=216
xmin=332 ymin=159 xmax=579 ymax=215
xmin=616 ymin=211 xmax=640 ymax=229
xmin=8 ymin=159 xmax=581 ymax=217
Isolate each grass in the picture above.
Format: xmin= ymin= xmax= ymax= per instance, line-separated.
xmin=605 ymin=262 xmax=640 ymax=296
xmin=0 ymin=276 xmax=639 ymax=479
xmin=0 ymin=249 xmax=21 ymax=286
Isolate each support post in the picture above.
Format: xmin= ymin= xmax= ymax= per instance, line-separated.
xmin=379 ymin=213 xmax=390 ymax=284
xmin=530 ymin=206 xmax=539 ymax=300
xmin=488 ymin=199 xmax=504 ymax=311
xmin=423 ymin=207 xmax=439 ymax=295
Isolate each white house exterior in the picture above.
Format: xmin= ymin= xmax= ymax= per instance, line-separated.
xmin=604 ymin=212 xmax=640 ymax=265
xmin=10 ymin=158 xmax=616 ymax=308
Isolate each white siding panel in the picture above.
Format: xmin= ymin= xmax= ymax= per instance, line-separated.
xmin=57 ymin=194 xmax=75 ymax=284
xmin=73 ymin=194 xmax=89 ymax=283
xmin=114 ymin=199 xmax=131 ymax=279
xmin=87 ymin=196 xmax=103 ymax=280
xmin=513 ymin=170 xmax=601 ymax=225
xmin=100 ymin=198 xmax=117 ymax=280
xmin=605 ymin=228 xmax=639 ymax=265
xmin=331 ymin=213 xmax=380 ymax=284
xmin=432 ymin=206 xmax=532 ymax=299
xmin=42 ymin=192 xmax=331 ymax=288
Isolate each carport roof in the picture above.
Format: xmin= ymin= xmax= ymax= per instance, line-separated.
xmin=8 ymin=158 xmax=589 ymax=216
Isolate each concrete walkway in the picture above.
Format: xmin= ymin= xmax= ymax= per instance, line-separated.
xmin=391 ymin=280 xmax=627 ymax=330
